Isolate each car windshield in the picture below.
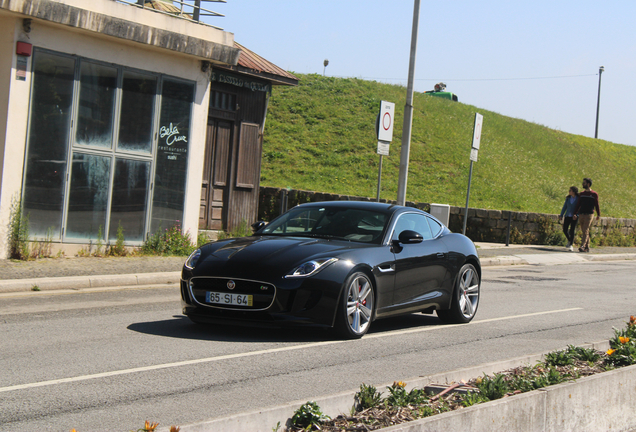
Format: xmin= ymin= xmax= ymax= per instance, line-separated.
xmin=260 ymin=206 xmax=388 ymax=244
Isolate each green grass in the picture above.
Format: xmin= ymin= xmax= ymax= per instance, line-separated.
xmin=262 ymin=74 xmax=636 ymax=218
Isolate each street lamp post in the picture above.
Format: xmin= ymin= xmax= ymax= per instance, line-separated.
xmin=594 ymin=66 xmax=604 ymax=139
xmin=323 ymin=59 xmax=329 ymax=76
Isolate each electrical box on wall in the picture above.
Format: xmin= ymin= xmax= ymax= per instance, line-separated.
xmin=16 ymin=41 xmax=32 ymax=57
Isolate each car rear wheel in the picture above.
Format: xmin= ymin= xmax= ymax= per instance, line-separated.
xmin=335 ymin=272 xmax=374 ymax=339
xmin=437 ymin=263 xmax=480 ymax=324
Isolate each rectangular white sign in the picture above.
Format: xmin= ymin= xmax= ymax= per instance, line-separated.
xmin=470 ymin=148 xmax=479 ymax=162
xmin=377 ymin=141 xmax=390 ymax=156
xmin=472 ymin=113 xmax=483 ymax=149
xmin=377 ymin=101 xmax=395 ymax=142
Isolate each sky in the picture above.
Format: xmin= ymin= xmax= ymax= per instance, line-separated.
xmin=202 ymin=1 xmax=636 ymax=147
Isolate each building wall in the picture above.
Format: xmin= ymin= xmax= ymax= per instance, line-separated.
xmin=0 ymin=18 xmax=31 ymax=256
xmin=0 ymin=10 xmax=216 ymax=257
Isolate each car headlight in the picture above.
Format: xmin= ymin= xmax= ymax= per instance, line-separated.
xmin=184 ymin=248 xmax=202 ymax=270
xmin=286 ymin=258 xmax=338 ymax=278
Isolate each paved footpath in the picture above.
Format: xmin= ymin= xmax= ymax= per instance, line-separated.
xmin=0 ymin=244 xmax=635 ymax=293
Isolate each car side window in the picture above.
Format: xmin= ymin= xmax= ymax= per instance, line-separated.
xmin=392 ymin=213 xmax=433 ymax=241
xmin=427 ymin=217 xmax=443 ymax=237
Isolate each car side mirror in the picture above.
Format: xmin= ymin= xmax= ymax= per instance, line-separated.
xmin=398 ymin=230 xmax=423 ymax=244
xmin=251 ymin=221 xmax=266 ymax=233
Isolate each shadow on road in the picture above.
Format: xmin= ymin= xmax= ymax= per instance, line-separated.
xmin=127 ymin=313 xmax=444 ymax=343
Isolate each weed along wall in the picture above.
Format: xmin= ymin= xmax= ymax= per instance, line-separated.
xmin=258 ymin=187 xmax=636 ymax=246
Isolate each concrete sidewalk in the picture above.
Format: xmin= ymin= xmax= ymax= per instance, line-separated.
xmin=1 ymin=244 xmax=635 ymax=294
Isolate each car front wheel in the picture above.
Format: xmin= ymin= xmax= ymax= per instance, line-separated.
xmin=437 ymin=263 xmax=480 ymax=324
xmin=335 ymin=272 xmax=375 ymax=339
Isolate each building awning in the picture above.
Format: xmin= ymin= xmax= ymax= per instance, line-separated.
xmin=215 ymin=42 xmax=298 ymax=86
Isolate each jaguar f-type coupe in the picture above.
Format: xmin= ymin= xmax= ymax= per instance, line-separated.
xmin=181 ymin=201 xmax=480 ymax=338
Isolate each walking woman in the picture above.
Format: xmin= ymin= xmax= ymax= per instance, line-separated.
xmin=558 ymin=186 xmax=579 ymax=251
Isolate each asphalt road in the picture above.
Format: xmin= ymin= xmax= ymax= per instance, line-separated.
xmin=1 ymin=261 xmax=634 ymax=432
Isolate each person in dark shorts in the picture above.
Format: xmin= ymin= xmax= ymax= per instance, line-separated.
xmin=558 ymin=186 xmax=579 ymax=251
xmin=573 ymin=178 xmax=600 ymax=252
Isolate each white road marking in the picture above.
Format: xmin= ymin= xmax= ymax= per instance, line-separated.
xmin=0 ymin=307 xmax=582 ymax=393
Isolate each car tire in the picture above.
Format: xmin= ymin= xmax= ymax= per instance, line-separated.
xmin=335 ymin=271 xmax=375 ymax=339
xmin=437 ymin=263 xmax=480 ymax=324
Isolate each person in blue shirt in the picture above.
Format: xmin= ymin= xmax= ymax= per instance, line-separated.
xmin=558 ymin=186 xmax=579 ymax=251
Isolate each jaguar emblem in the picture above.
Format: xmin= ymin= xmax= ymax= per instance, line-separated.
xmin=227 ymin=280 xmax=236 ymax=290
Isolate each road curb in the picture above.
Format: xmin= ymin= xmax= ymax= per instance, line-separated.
xmin=167 ymin=341 xmax=619 ymax=432
xmin=478 ymin=256 xmax=528 ymax=266
xmin=585 ymin=253 xmax=636 ymax=262
xmin=0 ymin=272 xmax=180 ymax=293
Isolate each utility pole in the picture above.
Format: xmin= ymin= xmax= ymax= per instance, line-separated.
xmin=396 ymin=0 xmax=420 ymax=206
xmin=594 ymin=66 xmax=604 ymax=139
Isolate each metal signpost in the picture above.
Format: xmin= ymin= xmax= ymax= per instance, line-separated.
xmin=463 ymin=112 xmax=483 ymax=235
xmin=376 ymin=100 xmax=395 ymax=201
xmin=396 ymin=0 xmax=421 ymax=206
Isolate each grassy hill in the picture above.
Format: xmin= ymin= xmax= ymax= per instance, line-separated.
xmin=261 ymin=74 xmax=636 ymax=219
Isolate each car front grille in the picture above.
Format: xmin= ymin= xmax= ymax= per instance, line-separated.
xmin=188 ymin=277 xmax=276 ymax=310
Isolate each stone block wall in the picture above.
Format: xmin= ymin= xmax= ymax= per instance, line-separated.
xmin=258 ymin=187 xmax=636 ymax=244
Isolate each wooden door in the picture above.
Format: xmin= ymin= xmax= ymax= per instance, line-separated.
xmin=200 ymin=119 xmax=232 ymax=230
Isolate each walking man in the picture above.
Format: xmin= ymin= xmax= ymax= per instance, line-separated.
xmin=573 ymin=178 xmax=600 ymax=252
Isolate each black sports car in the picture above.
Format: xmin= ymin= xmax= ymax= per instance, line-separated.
xmin=181 ymin=201 xmax=480 ymax=338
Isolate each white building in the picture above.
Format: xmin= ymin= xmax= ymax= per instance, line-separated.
xmin=0 ymin=0 xmax=241 ymax=258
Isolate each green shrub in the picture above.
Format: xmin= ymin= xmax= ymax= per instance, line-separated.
xmin=216 ymin=220 xmax=253 ymax=241
xmin=291 ymin=401 xmax=330 ymax=429
xmin=141 ymin=224 xmax=197 ymax=256
xmin=384 ymin=381 xmax=426 ymax=407
xmin=108 ymin=222 xmax=127 ymax=257
xmin=475 ymin=373 xmax=509 ymax=400
xmin=354 ymin=383 xmax=382 ymax=411
xmin=8 ymin=194 xmax=30 ymax=260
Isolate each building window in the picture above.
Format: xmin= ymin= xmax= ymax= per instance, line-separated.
xmin=22 ymin=49 xmax=194 ymax=244
xmin=151 ymin=79 xmax=194 ymax=233
xmin=22 ymin=51 xmax=75 ymax=239
xmin=76 ymin=62 xmax=118 ymax=148
xmin=118 ymin=71 xmax=156 ymax=153
xmin=210 ymin=90 xmax=236 ymax=111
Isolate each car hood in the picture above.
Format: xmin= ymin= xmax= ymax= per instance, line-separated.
xmin=190 ymin=235 xmax=372 ymax=278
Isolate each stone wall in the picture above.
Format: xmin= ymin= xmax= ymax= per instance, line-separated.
xmin=258 ymin=187 xmax=636 ymax=244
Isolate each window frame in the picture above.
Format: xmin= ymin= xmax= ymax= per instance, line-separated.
xmin=22 ymin=48 xmax=195 ymax=245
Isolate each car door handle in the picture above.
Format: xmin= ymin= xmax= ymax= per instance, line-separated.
xmin=377 ymin=264 xmax=395 ymax=273
xmin=437 ymin=253 xmax=445 ymax=259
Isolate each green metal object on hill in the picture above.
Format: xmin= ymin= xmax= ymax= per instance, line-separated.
xmin=424 ymin=91 xmax=458 ymax=101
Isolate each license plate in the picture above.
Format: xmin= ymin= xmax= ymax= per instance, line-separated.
xmin=205 ymin=291 xmax=253 ymax=307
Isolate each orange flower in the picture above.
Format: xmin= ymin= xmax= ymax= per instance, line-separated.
xmin=169 ymin=427 xmax=181 ymax=432
xmin=144 ymin=421 xmax=159 ymax=432
xmin=629 ymin=316 xmax=636 ymax=325
xmin=619 ymin=336 xmax=630 ymax=344
xmin=607 ymin=348 xmax=616 ymax=355
xmin=393 ymin=381 xmax=406 ymax=388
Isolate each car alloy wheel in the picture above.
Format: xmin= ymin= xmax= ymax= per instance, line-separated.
xmin=337 ymin=272 xmax=374 ymax=338
xmin=437 ymin=263 xmax=480 ymax=324
xmin=458 ymin=265 xmax=479 ymax=319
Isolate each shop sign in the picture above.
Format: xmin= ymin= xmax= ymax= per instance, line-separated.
xmin=158 ymin=123 xmax=188 ymax=161
xmin=211 ymin=70 xmax=271 ymax=92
